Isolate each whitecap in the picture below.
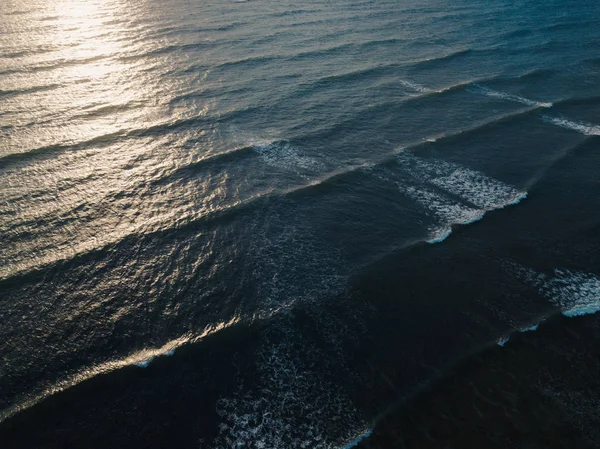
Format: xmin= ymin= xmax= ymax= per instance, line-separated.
xmin=397 ymin=153 xmax=526 ymax=212
xmin=400 ymin=184 xmax=485 ymax=243
xmin=427 ymin=166 xmax=526 ymax=210
xmin=513 ymin=264 xmax=600 ymax=319
xmin=388 ymin=154 xmax=526 ymax=244
xmin=542 ymin=269 xmax=600 ymax=317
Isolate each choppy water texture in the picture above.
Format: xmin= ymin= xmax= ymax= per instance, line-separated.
xmin=1 ymin=0 xmax=600 ymax=447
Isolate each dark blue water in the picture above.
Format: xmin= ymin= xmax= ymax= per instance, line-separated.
xmin=1 ymin=0 xmax=600 ymax=447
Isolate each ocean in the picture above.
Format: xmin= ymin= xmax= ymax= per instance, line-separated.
xmin=1 ymin=0 xmax=600 ymax=447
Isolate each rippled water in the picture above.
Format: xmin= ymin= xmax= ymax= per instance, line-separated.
xmin=1 ymin=0 xmax=600 ymax=447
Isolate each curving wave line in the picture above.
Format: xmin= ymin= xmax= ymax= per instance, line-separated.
xmin=2 ymin=106 xmax=545 ymax=283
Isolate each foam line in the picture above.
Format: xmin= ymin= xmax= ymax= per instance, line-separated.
xmin=399 ymin=79 xmax=430 ymax=93
xmin=542 ymin=116 xmax=600 ymax=136
xmin=469 ymin=83 xmax=552 ymax=108
xmin=396 ymin=153 xmax=527 ymax=210
xmin=393 ymin=154 xmax=526 ymax=243
xmin=403 ymin=185 xmax=485 ymax=225
xmin=497 ymin=336 xmax=510 ymax=347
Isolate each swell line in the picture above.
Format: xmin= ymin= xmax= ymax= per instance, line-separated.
xmin=0 ymin=105 xmax=259 ymax=168
xmin=0 ymin=106 xmax=544 ymax=282
xmin=0 ymin=317 xmax=241 ymax=425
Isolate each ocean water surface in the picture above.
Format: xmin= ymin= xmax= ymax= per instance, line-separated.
xmin=1 ymin=0 xmax=600 ymax=447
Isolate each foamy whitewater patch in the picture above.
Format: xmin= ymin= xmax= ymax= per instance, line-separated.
xmin=399 ymin=79 xmax=430 ymax=93
xmin=542 ymin=269 xmax=600 ymax=317
xmin=252 ymin=141 xmax=325 ymax=176
xmin=542 ymin=116 xmax=600 ymax=136
xmin=392 ymin=153 xmax=526 ymax=243
xmin=469 ymin=83 xmax=552 ymax=108
xmin=400 ymin=184 xmax=484 ymax=243
xmin=511 ymin=264 xmax=600 ymax=319
xmin=396 ymin=153 xmax=528 ymax=209
xmin=213 ymin=325 xmax=367 ymax=449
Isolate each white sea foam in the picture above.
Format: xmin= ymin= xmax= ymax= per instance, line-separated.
xmin=401 ymin=184 xmax=484 ymax=244
xmin=399 ymin=79 xmax=430 ymax=93
xmin=512 ymin=264 xmax=600 ymax=319
xmin=432 ymin=169 xmax=527 ymax=210
xmin=542 ymin=269 xmax=600 ymax=317
xmin=213 ymin=325 xmax=367 ymax=449
xmin=542 ymin=116 xmax=600 ymax=136
xmin=253 ymin=141 xmax=325 ymax=175
xmin=469 ymin=83 xmax=552 ymax=108
xmin=392 ymin=154 xmax=526 ymax=243
xmin=404 ymin=185 xmax=484 ymax=224
xmin=397 ymin=153 xmax=527 ymax=210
